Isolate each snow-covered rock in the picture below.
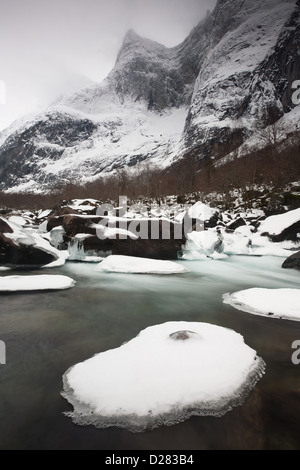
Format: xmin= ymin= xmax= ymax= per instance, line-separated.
xmin=0 ymin=216 xmax=69 ymax=268
xmin=187 ymin=202 xmax=218 ymax=224
xmin=0 ymin=275 xmax=75 ymax=292
xmin=96 ymin=255 xmax=188 ymax=274
xmin=62 ymin=321 xmax=265 ymax=432
xmin=183 ymin=228 xmax=224 ymax=259
xmin=223 ymin=288 xmax=300 ymax=321
xmin=258 ymin=208 xmax=300 ymax=242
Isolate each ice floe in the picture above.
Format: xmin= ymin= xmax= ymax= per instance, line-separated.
xmin=62 ymin=321 xmax=265 ymax=432
xmin=96 ymin=255 xmax=188 ymax=274
xmin=223 ymin=288 xmax=300 ymax=321
xmin=0 ymin=275 xmax=75 ymax=292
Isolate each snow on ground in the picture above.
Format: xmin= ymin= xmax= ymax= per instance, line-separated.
xmin=96 ymin=255 xmax=188 ymax=274
xmin=62 ymin=321 xmax=265 ymax=432
xmin=0 ymin=275 xmax=75 ymax=292
xmin=8 ymin=216 xmax=28 ymax=227
xmin=258 ymin=208 xmax=300 ymax=236
xmin=182 ymin=224 xmax=299 ymax=261
xmin=37 ymin=209 xmax=52 ymax=220
xmin=223 ymin=288 xmax=300 ymax=322
xmin=93 ymin=223 xmax=138 ymax=240
xmin=68 ymin=199 xmax=99 ymax=212
xmin=187 ymin=202 xmax=218 ymax=222
xmin=182 ymin=230 xmax=224 ymax=260
xmin=222 ymin=231 xmax=295 ymax=257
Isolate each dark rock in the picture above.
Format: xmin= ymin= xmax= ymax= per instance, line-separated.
xmin=282 ymin=251 xmax=300 ymax=270
xmin=0 ymin=216 xmax=56 ymax=268
xmin=0 ymin=241 xmax=56 ymax=268
xmin=284 ymin=192 xmax=300 ymax=211
xmin=58 ymin=214 xmax=185 ymax=260
xmin=62 ymin=215 xmax=102 ymax=238
xmin=205 ymin=212 xmax=222 ymax=229
xmin=251 ymin=215 xmax=266 ymax=231
xmin=169 ymin=330 xmax=196 ymax=341
xmin=0 ymin=218 xmax=13 ymax=234
xmin=47 ymin=208 xmax=80 ymax=231
xmin=84 ymin=219 xmax=185 ymax=260
xmin=226 ymin=217 xmax=247 ymax=232
xmin=0 ymin=233 xmax=56 ymax=268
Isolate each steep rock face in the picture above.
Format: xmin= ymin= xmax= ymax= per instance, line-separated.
xmin=184 ymin=0 xmax=298 ymax=159
xmin=110 ymin=30 xmax=184 ymax=111
xmin=0 ymin=109 xmax=97 ymax=188
xmin=0 ymin=0 xmax=299 ymax=193
xmin=259 ymin=0 xmax=300 ymax=114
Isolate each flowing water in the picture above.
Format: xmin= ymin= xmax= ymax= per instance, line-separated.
xmin=0 ymin=256 xmax=300 ymax=450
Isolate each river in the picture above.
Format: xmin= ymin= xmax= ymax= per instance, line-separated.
xmin=0 ymin=255 xmax=299 ymax=449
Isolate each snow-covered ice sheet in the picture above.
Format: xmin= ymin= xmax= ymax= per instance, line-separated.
xmin=62 ymin=321 xmax=265 ymax=432
xmin=0 ymin=275 xmax=75 ymax=292
xmin=223 ymin=288 xmax=300 ymax=321
xmin=96 ymin=255 xmax=188 ymax=274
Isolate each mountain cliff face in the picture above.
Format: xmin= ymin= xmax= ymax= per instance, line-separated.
xmin=0 ymin=0 xmax=299 ymax=193
xmin=184 ymin=0 xmax=300 ymax=160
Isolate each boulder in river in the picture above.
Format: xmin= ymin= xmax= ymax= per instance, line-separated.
xmin=282 ymin=251 xmax=300 ymax=271
xmin=0 ymin=216 xmax=67 ymax=268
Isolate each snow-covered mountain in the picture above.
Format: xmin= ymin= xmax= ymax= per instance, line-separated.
xmin=0 ymin=0 xmax=299 ymax=193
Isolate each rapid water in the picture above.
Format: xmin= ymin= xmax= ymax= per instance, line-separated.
xmin=0 ymin=256 xmax=299 ymax=449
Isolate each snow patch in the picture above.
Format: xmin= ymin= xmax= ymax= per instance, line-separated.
xmin=0 ymin=275 xmax=75 ymax=292
xmin=187 ymin=202 xmax=218 ymax=222
xmin=62 ymin=321 xmax=265 ymax=432
xmin=223 ymin=288 xmax=300 ymax=321
xmin=97 ymin=255 xmax=188 ymax=274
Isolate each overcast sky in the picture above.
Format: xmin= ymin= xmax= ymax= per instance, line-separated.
xmin=0 ymin=0 xmax=217 ymax=131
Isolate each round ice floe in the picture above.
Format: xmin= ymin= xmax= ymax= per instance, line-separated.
xmin=96 ymin=255 xmax=188 ymax=274
xmin=62 ymin=321 xmax=265 ymax=432
xmin=223 ymin=288 xmax=300 ymax=322
xmin=0 ymin=275 xmax=75 ymax=292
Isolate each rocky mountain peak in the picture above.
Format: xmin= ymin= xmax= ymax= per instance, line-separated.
xmin=0 ymin=0 xmax=299 ymax=193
